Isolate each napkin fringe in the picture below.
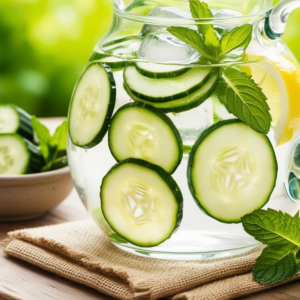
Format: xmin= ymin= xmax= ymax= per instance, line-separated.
xmin=4 ymin=220 xmax=300 ymax=300
xmin=130 ymin=279 xmax=152 ymax=300
xmin=8 ymin=230 xmax=88 ymax=260
xmin=8 ymin=230 xmax=134 ymax=282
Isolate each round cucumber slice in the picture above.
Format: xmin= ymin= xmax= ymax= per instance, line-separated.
xmin=124 ymin=69 xmax=219 ymax=113
xmin=89 ymin=52 xmax=133 ymax=71
xmin=102 ymin=36 xmax=142 ymax=49
xmin=188 ymin=120 xmax=277 ymax=223
xmin=100 ymin=158 xmax=183 ymax=247
xmin=69 ymin=63 xmax=116 ymax=149
xmin=108 ymin=103 xmax=182 ymax=174
xmin=102 ymin=36 xmax=142 ymax=57
xmin=0 ymin=104 xmax=34 ymax=142
xmin=0 ymin=134 xmax=29 ymax=175
xmin=135 ymin=62 xmax=189 ymax=78
xmin=0 ymin=134 xmax=44 ymax=175
xmin=123 ymin=66 xmax=211 ymax=102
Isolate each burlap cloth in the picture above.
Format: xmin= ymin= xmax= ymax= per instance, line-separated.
xmin=3 ymin=220 xmax=300 ymax=300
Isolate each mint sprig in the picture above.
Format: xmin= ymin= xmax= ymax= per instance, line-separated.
xmin=218 ymin=67 xmax=271 ymax=134
xmin=253 ymin=246 xmax=299 ymax=284
xmin=167 ymin=0 xmax=271 ymax=134
xmin=167 ymin=27 xmax=217 ymax=61
xmin=241 ymin=209 xmax=300 ymax=284
xmin=189 ymin=0 xmax=220 ymax=55
xmin=32 ymin=116 xmax=68 ymax=171
xmin=219 ymin=24 xmax=252 ymax=59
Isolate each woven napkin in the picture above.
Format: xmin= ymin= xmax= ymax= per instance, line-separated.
xmin=3 ymin=220 xmax=300 ymax=300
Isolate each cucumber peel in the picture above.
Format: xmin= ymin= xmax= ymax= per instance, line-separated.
xmin=100 ymin=158 xmax=183 ymax=247
xmin=188 ymin=119 xmax=277 ymax=223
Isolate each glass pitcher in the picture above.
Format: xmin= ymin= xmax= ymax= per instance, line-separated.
xmin=67 ymin=0 xmax=300 ymax=259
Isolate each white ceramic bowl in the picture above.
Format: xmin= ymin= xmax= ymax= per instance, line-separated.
xmin=0 ymin=167 xmax=73 ymax=221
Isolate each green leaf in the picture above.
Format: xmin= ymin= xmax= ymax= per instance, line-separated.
xmin=220 ymin=24 xmax=253 ymax=58
xmin=241 ymin=209 xmax=300 ymax=248
xmin=167 ymin=27 xmax=217 ymax=61
xmin=41 ymin=156 xmax=68 ymax=172
xmin=32 ymin=117 xmax=68 ymax=169
xmin=205 ymin=27 xmax=220 ymax=57
xmin=32 ymin=116 xmax=52 ymax=163
xmin=189 ymin=0 xmax=213 ymax=20
xmin=253 ymin=246 xmax=299 ymax=284
xmin=50 ymin=120 xmax=68 ymax=151
xmin=242 ymin=209 xmax=300 ymax=285
xmin=217 ymin=67 xmax=271 ymax=134
xmin=189 ymin=0 xmax=220 ymax=55
xmin=189 ymin=0 xmax=213 ymax=35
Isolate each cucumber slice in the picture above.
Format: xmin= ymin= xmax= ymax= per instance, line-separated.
xmin=0 ymin=134 xmax=44 ymax=175
xmin=102 ymin=36 xmax=142 ymax=49
xmin=124 ymin=69 xmax=219 ymax=113
xmin=90 ymin=52 xmax=133 ymax=71
xmin=100 ymin=158 xmax=183 ymax=247
xmin=123 ymin=66 xmax=211 ymax=102
xmin=102 ymin=36 xmax=142 ymax=57
xmin=0 ymin=104 xmax=34 ymax=142
xmin=188 ymin=120 xmax=277 ymax=223
xmin=108 ymin=103 xmax=182 ymax=174
xmin=135 ymin=62 xmax=189 ymax=78
xmin=69 ymin=63 xmax=116 ymax=149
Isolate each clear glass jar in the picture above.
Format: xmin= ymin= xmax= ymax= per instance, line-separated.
xmin=67 ymin=0 xmax=300 ymax=259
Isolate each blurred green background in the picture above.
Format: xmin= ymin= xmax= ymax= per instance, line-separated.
xmin=0 ymin=0 xmax=299 ymax=117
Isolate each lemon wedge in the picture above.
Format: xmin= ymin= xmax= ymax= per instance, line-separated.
xmin=241 ymin=56 xmax=300 ymax=146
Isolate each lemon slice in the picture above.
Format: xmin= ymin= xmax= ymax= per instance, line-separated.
xmin=241 ymin=56 xmax=300 ymax=146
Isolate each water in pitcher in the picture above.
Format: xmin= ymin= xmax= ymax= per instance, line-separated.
xmin=67 ymin=0 xmax=300 ymax=259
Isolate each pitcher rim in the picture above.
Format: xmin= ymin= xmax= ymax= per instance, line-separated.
xmin=114 ymin=5 xmax=272 ymax=25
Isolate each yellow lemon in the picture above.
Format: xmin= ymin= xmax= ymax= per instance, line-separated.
xmin=241 ymin=56 xmax=300 ymax=146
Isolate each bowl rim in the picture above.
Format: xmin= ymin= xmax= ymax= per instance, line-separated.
xmin=0 ymin=166 xmax=70 ymax=180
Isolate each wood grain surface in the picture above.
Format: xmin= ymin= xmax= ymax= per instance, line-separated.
xmin=0 ymin=119 xmax=299 ymax=300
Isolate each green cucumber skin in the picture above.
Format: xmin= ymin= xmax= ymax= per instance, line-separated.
xmin=24 ymin=138 xmax=45 ymax=173
xmin=102 ymin=36 xmax=141 ymax=48
xmin=0 ymin=134 xmax=44 ymax=174
xmin=187 ymin=119 xmax=278 ymax=224
xmin=0 ymin=104 xmax=35 ymax=143
xmin=135 ymin=64 xmax=190 ymax=79
xmin=68 ymin=63 xmax=116 ymax=149
xmin=89 ymin=52 xmax=108 ymax=61
xmin=100 ymin=158 xmax=183 ymax=247
xmin=89 ymin=52 xmax=134 ymax=71
xmin=16 ymin=107 xmax=35 ymax=142
xmin=123 ymin=67 xmax=211 ymax=103
xmin=124 ymin=70 xmax=219 ymax=113
xmin=108 ymin=102 xmax=183 ymax=174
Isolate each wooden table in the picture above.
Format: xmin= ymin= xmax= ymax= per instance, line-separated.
xmin=1 ymin=191 xmax=300 ymax=300
xmin=1 ymin=119 xmax=300 ymax=300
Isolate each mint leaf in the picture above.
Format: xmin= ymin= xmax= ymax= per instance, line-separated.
xmin=167 ymin=1 xmax=254 ymax=63
xmin=167 ymin=27 xmax=217 ymax=61
xmin=32 ymin=117 xmax=68 ymax=169
xmin=189 ymin=0 xmax=220 ymax=56
xmin=242 ymin=209 xmax=300 ymax=284
xmin=50 ymin=121 xmax=68 ymax=152
xmin=241 ymin=209 xmax=300 ymax=248
xmin=32 ymin=116 xmax=52 ymax=163
xmin=217 ymin=67 xmax=271 ymax=134
xmin=220 ymin=24 xmax=253 ymax=58
xmin=189 ymin=0 xmax=216 ymax=36
xmin=253 ymin=246 xmax=299 ymax=284
xmin=189 ymin=0 xmax=213 ymax=23
xmin=205 ymin=27 xmax=220 ymax=57
xmin=42 ymin=156 xmax=68 ymax=172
